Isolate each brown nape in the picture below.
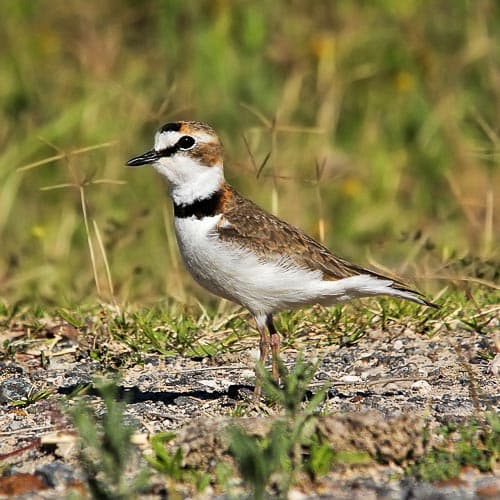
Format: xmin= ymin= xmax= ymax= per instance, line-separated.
xmin=179 ymin=121 xmax=217 ymax=136
xmin=189 ymin=142 xmax=224 ymax=167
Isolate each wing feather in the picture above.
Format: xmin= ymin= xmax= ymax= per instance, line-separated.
xmin=216 ymin=185 xmax=437 ymax=308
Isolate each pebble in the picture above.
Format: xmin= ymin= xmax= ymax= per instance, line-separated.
xmin=0 ymin=377 xmax=34 ymax=404
xmin=36 ymin=461 xmax=81 ymax=488
xmin=240 ymin=369 xmax=255 ymax=380
xmin=411 ymin=380 xmax=432 ymax=393
xmin=340 ymin=375 xmax=362 ymax=383
xmin=488 ymin=353 xmax=500 ymax=376
xmin=248 ymin=348 xmax=260 ymax=361
xmin=198 ymin=379 xmax=219 ymax=390
xmin=8 ymin=419 xmax=25 ymax=431
xmin=1 ymin=311 xmax=497 ymax=499
xmin=60 ymin=363 xmax=101 ymax=388
xmin=393 ymin=340 xmax=404 ymax=351
xmin=288 ymin=488 xmax=308 ymax=500
xmin=174 ymin=396 xmax=195 ymax=406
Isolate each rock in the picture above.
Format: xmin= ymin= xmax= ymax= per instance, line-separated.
xmin=174 ymin=396 xmax=196 ymax=406
xmin=488 ymin=353 xmax=500 ymax=376
xmin=393 ymin=340 xmax=404 ymax=351
xmin=475 ymin=476 xmax=500 ymax=498
xmin=60 ymin=362 xmax=102 ymax=388
xmin=170 ymin=411 xmax=426 ymax=470
xmin=340 ymin=375 xmax=362 ymax=383
xmin=411 ymin=380 xmax=432 ymax=393
xmin=36 ymin=461 xmax=80 ymax=488
xmin=0 ymin=377 xmax=34 ymax=404
xmin=288 ymin=488 xmax=308 ymax=500
xmin=198 ymin=379 xmax=220 ymax=390
xmin=402 ymin=479 xmax=470 ymax=499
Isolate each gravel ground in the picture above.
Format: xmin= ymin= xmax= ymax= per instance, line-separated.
xmin=0 ymin=307 xmax=498 ymax=498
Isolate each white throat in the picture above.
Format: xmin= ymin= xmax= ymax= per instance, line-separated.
xmin=153 ymin=156 xmax=224 ymax=205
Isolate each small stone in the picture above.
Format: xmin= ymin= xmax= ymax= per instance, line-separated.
xmin=60 ymin=363 xmax=101 ymax=388
xmin=174 ymin=396 xmax=194 ymax=406
xmin=411 ymin=380 xmax=432 ymax=393
xmin=227 ymin=385 xmax=253 ymax=401
xmin=164 ymin=355 xmax=177 ymax=365
xmin=469 ymin=356 xmax=484 ymax=364
xmin=198 ymin=379 xmax=219 ymax=390
xmin=248 ymin=348 xmax=260 ymax=361
xmin=137 ymin=374 xmax=155 ymax=385
xmin=488 ymin=353 xmax=500 ymax=376
xmin=240 ymin=369 xmax=255 ymax=380
xmin=36 ymin=461 xmax=80 ymax=488
xmin=0 ymin=378 xmax=34 ymax=404
xmin=340 ymin=375 xmax=362 ymax=383
xmin=475 ymin=477 xmax=500 ymax=498
xmin=143 ymin=355 xmax=160 ymax=366
xmin=393 ymin=340 xmax=404 ymax=351
xmin=8 ymin=420 xmax=24 ymax=431
xmin=288 ymin=488 xmax=308 ymax=500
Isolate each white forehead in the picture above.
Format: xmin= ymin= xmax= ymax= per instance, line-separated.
xmin=154 ymin=130 xmax=216 ymax=151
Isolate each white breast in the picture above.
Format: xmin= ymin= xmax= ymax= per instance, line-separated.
xmin=174 ymin=216 xmax=410 ymax=316
xmin=174 ymin=215 xmax=330 ymax=316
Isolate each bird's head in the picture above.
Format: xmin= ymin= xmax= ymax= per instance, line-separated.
xmin=127 ymin=121 xmax=224 ymax=204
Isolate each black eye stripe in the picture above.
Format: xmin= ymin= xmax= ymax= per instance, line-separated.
xmin=158 ymin=144 xmax=178 ymax=157
xmin=157 ymin=135 xmax=196 ymax=157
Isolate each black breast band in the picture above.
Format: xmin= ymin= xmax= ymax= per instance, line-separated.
xmin=173 ymin=190 xmax=222 ymax=219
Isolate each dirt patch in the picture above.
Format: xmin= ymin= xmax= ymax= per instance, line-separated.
xmin=0 ymin=306 xmax=498 ymax=498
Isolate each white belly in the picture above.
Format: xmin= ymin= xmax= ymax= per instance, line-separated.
xmin=174 ymin=216 xmax=406 ymax=316
xmin=174 ymin=215 xmax=330 ymax=316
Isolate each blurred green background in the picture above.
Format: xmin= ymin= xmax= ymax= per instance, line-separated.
xmin=1 ymin=0 xmax=499 ymax=306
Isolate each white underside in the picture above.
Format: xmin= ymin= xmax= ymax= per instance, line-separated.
xmin=174 ymin=215 xmax=422 ymax=318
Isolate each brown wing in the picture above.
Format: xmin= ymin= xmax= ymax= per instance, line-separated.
xmin=217 ymin=185 xmax=380 ymax=280
xmin=216 ymin=185 xmax=436 ymax=306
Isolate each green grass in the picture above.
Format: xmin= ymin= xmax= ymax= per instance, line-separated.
xmin=146 ymin=431 xmax=212 ymax=495
xmin=70 ymin=379 xmax=149 ymax=500
xmin=2 ymin=294 xmax=497 ymax=496
xmin=0 ymin=4 xmax=498 ymax=495
xmin=1 ymin=286 xmax=498 ymax=369
xmin=67 ymin=362 xmax=498 ymax=498
xmin=410 ymin=413 xmax=500 ymax=482
xmin=0 ymin=0 xmax=498 ymax=305
xmin=228 ymin=356 xmax=331 ymax=498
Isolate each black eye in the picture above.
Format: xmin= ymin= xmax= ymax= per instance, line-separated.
xmin=177 ymin=135 xmax=195 ymax=150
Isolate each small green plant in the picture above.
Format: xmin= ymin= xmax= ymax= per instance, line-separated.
xmin=147 ymin=432 xmax=184 ymax=480
xmin=146 ymin=431 xmax=211 ymax=494
xmin=56 ymin=308 xmax=86 ymax=328
xmin=0 ymin=301 xmax=21 ymax=326
xmin=304 ymin=433 xmax=336 ymax=480
xmin=70 ymin=379 xmax=149 ymax=500
xmin=11 ymin=388 xmax=54 ymax=407
xmin=229 ymin=355 xmax=331 ymax=499
xmin=229 ymin=419 xmax=291 ymax=499
xmin=410 ymin=413 xmax=499 ymax=482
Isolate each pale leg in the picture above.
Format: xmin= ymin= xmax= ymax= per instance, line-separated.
xmin=254 ymin=314 xmax=271 ymax=398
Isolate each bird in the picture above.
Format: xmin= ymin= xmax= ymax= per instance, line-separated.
xmin=127 ymin=120 xmax=437 ymax=395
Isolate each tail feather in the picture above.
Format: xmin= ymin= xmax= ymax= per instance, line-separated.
xmin=374 ymin=277 xmax=439 ymax=309
xmin=388 ymin=282 xmax=439 ymax=309
xmin=324 ymin=274 xmax=439 ymax=309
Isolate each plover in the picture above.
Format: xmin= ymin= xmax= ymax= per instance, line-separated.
xmin=127 ymin=121 xmax=437 ymax=392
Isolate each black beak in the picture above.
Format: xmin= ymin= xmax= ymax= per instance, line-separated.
xmin=126 ymin=149 xmax=159 ymax=167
